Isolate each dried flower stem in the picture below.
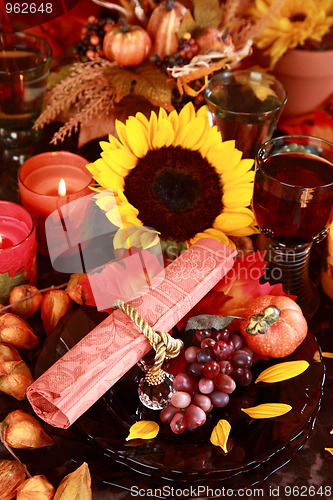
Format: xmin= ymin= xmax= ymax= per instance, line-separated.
xmin=0 ymin=283 xmax=69 ymax=313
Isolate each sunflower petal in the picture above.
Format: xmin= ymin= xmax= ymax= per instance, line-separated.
xmin=175 ymin=116 xmax=208 ymax=150
xmin=241 ymin=403 xmax=292 ymax=419
xmin=152 ymin=119 xmax=175 ymax=148
xmin=214 ymin=211 xmax=256 ymax=232
xmin=126 ymin=421 xmax=159 ymax=441
xmin=223 ymin=185 xmax=254 ymax=209
xmin=124 ymin=118 xmax=149 ymax=158
xmin=255 ymin=360 xmax=309 ymax=383
xmin=210 ymin=419 xmax=231 ymax=453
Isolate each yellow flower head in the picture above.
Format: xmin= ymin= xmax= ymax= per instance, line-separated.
xmin=250 ymin=0 xmax=333 ymax=67
xmin=87 ymin=103 xmax=257 ymax=249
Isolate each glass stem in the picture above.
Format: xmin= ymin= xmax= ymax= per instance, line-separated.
xmin=267 ymin=242 xmax=319 ymax=320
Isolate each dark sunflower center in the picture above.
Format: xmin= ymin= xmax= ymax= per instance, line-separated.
xmin=153 ymin=169 xmax=199 ymax=211
xmin=289 ymin=13 xmax=306 ymax=22
xmin=123 ymin=146 xmax=223 ymax=242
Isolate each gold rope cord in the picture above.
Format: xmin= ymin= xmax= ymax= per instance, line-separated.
xmin=112 ymin=300 xmax=184 ymax=379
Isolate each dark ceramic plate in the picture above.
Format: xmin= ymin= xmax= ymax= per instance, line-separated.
xmin=37 ymin=305 xmax=325 ymax=497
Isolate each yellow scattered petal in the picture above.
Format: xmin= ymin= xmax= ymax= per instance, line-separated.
xmin=210 ymin=419 xmax=231 ymax=453
xmin=255 ymin=360 xmax=309 ymax=384
xmin=330 ymin=428 xmax=333 ymax=435
xmin=322 ymin=352 xmax=333 ymax=359
xmin=325 ymin=448 xmax=333 ymax=455
xmin=126 ymin=420 xmax=159 ymax=441
xmin=241 ymin=403 xmax=292 ymax=419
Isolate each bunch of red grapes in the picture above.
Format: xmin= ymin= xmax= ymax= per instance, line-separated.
xmin=160 ymin=327 xmax=254 ymax=434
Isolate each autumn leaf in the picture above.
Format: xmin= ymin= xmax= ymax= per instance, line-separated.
xmin=178 ymin=0 xmax=224 ymax=38
xmin=0 ymin=269 xmax=27 ymax=305
xmin=104 ymin=61 xmax=174 ymax=111
xmin=255 ymin=360 xmax=309 ymax=384
xmin=241 ymin=403 xmax=292 ymax=419
xmin=126 ymin=420 xmax=159 ymax=441
xmin=325 ymin=448 xmax=333 ymax=456
xmin=210 ymin=419 xmax=231 ymax=453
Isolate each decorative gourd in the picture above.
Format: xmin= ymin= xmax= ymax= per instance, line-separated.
xmin=103 ymin=18 xmax=152 ymax=67
xmin=147 ymin=0 xmax=188 ymax=59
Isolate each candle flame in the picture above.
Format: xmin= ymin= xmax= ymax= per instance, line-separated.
xmin=58 ymin=178 xmax=66 ymax=196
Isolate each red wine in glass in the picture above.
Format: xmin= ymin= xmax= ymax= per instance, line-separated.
xmin=253 ymin=152 xmax=333 ymax=245
xmin=253 ymin=135 xmax=333 ymax=320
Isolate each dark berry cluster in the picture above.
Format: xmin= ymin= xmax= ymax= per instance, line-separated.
xmin=161 ymin=327 xmax=254 ymax=434
xmin=163 ymin=32 xmax=199 ymax=68
xmin=76 ymin=15 xmax=116 ymax=62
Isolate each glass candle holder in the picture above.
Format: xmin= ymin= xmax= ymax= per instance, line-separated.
xmin=18 ymin=151 xmax=94 ymax=255
xmin=0 ymin=32 xmax=52 ymax=171
xmin=204 ymin=69 xmax=287 ymax=159
xmin=0 ymin=200 xmax=37 ymax=304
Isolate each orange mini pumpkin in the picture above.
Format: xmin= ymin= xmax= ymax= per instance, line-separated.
xmin=103 ymin=18 xmax=152 ymax=67
xmin=147 ymin=0 xmax=187 ymax=59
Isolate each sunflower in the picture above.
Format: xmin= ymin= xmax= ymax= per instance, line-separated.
xmin=249 ymin=0 xmax=333 ymax=68
xmin=87 ymin=103 xmax=257 ymax=253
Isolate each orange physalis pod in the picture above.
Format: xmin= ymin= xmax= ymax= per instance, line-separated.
xmin=53 ymin=462 xmax=91 ymax=499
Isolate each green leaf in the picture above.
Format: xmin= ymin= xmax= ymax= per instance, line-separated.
xmin=0 ymin=268 xmax=27 ymax=305
xmin=185 ymin=314 xmax=244 ymax=332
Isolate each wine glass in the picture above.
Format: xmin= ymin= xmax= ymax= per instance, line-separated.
xmin=252 ymin=135 xmax=333 ymax=320
xmin=204 ymin=69 xmax=287 ymax=159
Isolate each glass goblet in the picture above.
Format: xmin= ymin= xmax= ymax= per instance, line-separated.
xmin=204 ymin=69 xmax=287 ymax=159
xmin=252 ymin=135 xmax=333 ymax=320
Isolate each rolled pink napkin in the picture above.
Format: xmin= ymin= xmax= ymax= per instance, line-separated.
xmin=27 ymin=239 xmax=236 ymax=428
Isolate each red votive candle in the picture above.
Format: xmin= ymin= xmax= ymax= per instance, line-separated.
xmin=0 ymin=201 xmax=37 ymax=304
xmin=18 ymin=151 xmax=93 ymax=255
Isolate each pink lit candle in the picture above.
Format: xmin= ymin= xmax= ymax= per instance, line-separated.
xmin=0 ymin=201 xmax=37 ymax=304
xmin=18 ymin=151 xmax=93 ymax=255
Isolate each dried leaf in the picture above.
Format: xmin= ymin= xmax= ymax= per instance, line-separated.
xmin=105 ymin=61 xmax=174 ymax=111
xmin=210 ymin=419 xmax=231 ymax=453
xmin=178 ymin=10 xmax=197 ymax=39
xmin=322 ymin=352 xmax=333 ymax=359
xmin=185 ymin=314 xmax=243 ymax=332
xmin=192 ymin=0 xmax=224 ymax=29
xmin=325 ymin=448 xmax=333 ymax=455
xmin=54 ymin=462 xmax=91 ymax=500
xmin=126 ymin=420 xmax=159 ymax=441
xmin=255 ymin=360 xmax=309 ymax=384
xmin=241 ymin=403 xmax=292 ymax=419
